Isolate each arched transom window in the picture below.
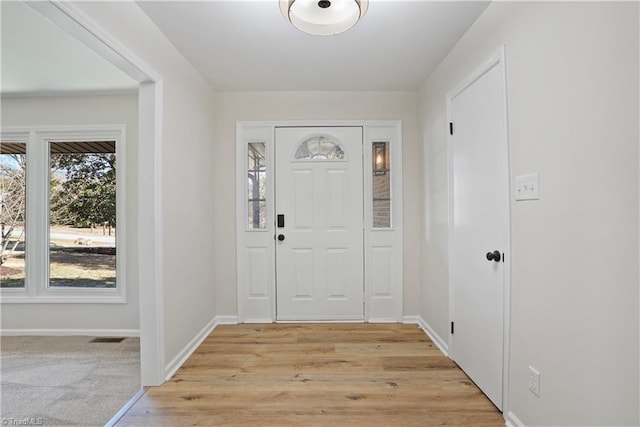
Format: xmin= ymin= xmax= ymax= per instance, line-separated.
xmin=294 ymin=135 xmax=346 ymax=161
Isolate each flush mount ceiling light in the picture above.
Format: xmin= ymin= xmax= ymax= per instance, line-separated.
xmin=280 ymin=0 xmax=369 ymax=36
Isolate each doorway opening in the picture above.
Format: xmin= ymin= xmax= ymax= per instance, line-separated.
xmin=9 ymin=1 xmax=166 ymax=386
xmin=236 ymin=121 xmax=404 ymax=323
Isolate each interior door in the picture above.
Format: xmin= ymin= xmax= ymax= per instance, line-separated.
xmin=450 ymin=59 xmax=508 ymax=410
xmin=275 ymin=127 xmax=364 ymax=321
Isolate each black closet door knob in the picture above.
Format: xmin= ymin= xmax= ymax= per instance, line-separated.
xmin=486 ymin=251 xmax=501 ymax=262
xmin=277 ymin=234 xmax=285 ymax=242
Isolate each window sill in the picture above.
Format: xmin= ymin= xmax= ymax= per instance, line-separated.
xmin=0 ymin=291 xmax=126 ymax=304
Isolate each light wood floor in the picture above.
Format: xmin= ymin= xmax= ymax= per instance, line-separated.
xmin=116 ymin=323 xmax=504 ymax=426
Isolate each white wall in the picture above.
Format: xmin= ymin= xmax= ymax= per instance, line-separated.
xmin=1 ymin=94 xmax=139 ymax=332
xmin=70 ymin=2 xmax=218 ymax=366
xmin=419 ymin=2 xmax=639 ymax=425
xmin=213 ymin=91 xmax=421 ymax=317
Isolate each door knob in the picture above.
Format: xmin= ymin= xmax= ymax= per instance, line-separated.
xmin=486 ymin=250 xmax=501 ymax=262
xmin=277 ymin=234 xmax=285 ymax=242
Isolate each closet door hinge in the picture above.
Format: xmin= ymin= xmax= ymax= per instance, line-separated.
xmin=449 ymin=122 xmax=454 ymax=135
xmin=451 ymin=321 xmax=455 ymax=335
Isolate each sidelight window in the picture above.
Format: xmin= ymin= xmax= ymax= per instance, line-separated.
xmin=372 ymin=141 xmax=391 ymax=228
xmin=248 ymin=142 xmax=267 ymax=229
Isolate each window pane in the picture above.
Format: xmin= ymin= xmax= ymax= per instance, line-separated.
xmin=294 ymin=135 xmax=345 ymax=160
xmin=372 ymin=141 xmax=391 ymax=228
xmin=49 ymin=141 xmax=116 ymax=288
xmin=0 ymin=143 xmax=26 ymax=288
xmin=248 ymin=142 xmax=266 ymax=229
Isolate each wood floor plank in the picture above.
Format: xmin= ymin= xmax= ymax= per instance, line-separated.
xmin=194 ymin=343 xmax=337 ymax=356
xmin=116 ymin=324 xmax=503 ymax=426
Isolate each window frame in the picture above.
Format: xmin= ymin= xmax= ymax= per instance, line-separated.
xmin=0 ymin=126 xmax=126 ymax=304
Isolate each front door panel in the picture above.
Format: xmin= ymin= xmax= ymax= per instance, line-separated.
xmin=275 ymin=127 xmax=364 ymax=321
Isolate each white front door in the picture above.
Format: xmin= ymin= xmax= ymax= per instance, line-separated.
xmin=275 ymin=127 xmax=364 ymax=321
xmin=450 ymin=55 xmax=509 ymax=410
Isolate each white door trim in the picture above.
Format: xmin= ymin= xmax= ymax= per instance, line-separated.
xmin=446 ymin=46 xmax=512 ymax=412
xmin=236 ymin=121 xmax=404 ymax=323
xmin=30 ymin=1 xmax=166 ymax=386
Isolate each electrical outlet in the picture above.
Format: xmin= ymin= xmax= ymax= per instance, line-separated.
xmin=528 ymin=366 xmax=540 ymax=397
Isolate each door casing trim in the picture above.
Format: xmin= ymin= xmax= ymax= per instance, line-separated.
xmin=236 ymin=121 xmax=404 ymax=324
xmin=25 ymin=0 xmax=166 ymax=387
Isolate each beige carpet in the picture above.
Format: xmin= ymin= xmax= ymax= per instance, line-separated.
xmin=1 ymin=336 xmax=140 ymax=426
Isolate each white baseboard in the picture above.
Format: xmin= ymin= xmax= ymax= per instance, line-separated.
xmin=0 ymin=329 xmax=140 ymax=337
xmin=242 ymin=318 xmax=275 ymax=323
xmin=403 ymin=316 xmax=449 ymax=357
xmin=504 ymin=411 xmax=525 ymax=427
xmin=164 ymin=315 xmax=238 ymax=381
xmin=402 ymin=315 xmax=422 ymax=324
xmin=368 ymin=317 xmax=402 ymax=323
xmin=215 ymin=315 xmax=239 ymax=325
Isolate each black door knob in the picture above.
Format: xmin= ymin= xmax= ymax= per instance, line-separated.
xmin=486 ymin=250 xmax=501 ymax=262
xmin=277 ymin=234 xmax=285 ymax=242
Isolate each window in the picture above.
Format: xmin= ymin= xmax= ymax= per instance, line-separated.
xmin=247 ymin=142 xmax=266 ymax=229
xmin=294 ymin=135 xmax=346 ymax=160
xmin=0 ymin=127 xmax=125 ymax=303
xmin=372 ymin=141 xmax=391 ymax=228
xmin=0 ymin=141 xmax=27 ymax=288
xmin=49 ymin=141 xmax=116 ymax=288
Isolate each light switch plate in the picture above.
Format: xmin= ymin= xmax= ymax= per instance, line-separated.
xmin=515 ymin=173 xmax=539 ymax=201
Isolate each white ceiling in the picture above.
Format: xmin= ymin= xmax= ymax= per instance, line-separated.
xmin=0 ymin=1 xmax=138 ymax=95
xmin=138 ymin=0 xmax=490 ymax=91
xmin=1 ymin=1 xmax=489 ymax=95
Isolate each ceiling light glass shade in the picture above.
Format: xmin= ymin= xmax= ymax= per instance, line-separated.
xmin=280 ymin=0 xmax=368 ymax=36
